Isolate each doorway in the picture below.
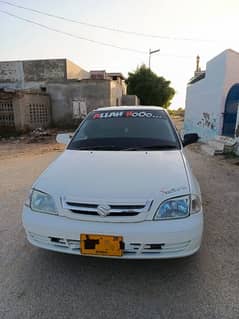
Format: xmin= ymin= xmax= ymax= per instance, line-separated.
xmin=222 ymin=84 xmax=239 ymax=137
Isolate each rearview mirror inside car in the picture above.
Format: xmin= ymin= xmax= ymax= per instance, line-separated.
xmin=183 ymin=133 xmax=199 ymax=147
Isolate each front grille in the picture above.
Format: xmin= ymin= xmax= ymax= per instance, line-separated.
xmin=29 ymin=233 xmax=80 ymax=250
xmin=142 ymin=241 xmax=190 ymax=254
xmin=62 ymin=198 xmax=152 ymax=217
xmin=125 ymin=241 xmax=191 ymax=255
xmin=69 ymin=210 xmax=139 ymax=216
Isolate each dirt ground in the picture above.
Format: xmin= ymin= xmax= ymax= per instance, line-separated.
xmin=1 ymin=117 xmax=239 ymax=318
xmin=0 ymin=130 xmax=64 ymax=160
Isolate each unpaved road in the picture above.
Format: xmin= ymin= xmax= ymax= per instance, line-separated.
xmin=0 ymin=142 xmax=239 ymax=319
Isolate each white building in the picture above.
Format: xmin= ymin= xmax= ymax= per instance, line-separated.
xmin=184 ymin=49 xmax=239 ymax=142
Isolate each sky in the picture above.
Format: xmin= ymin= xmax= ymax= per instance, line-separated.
xmin=0 ymin=0 xmax=239 ymax=109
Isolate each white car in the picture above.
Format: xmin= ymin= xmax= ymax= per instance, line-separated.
xmin=22 ymin=106 xmax=203 ymax=259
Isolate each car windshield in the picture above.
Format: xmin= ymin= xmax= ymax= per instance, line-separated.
xmin=68 ymin=109 xmax=180 ymax=151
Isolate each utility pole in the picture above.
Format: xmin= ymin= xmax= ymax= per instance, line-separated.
xmin=149 ymin=48 xmax=160 ymax=69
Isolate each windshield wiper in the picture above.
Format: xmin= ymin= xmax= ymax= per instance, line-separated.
xmin=75 ymin=144 xmax=178 ymax=151
xmin=77 ymin=145 xmax=120 ymax=150
xmin=121 ymin=144 xmax=178 ymax=151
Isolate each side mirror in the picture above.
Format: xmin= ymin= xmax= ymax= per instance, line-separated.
xmin=183 ymin=133 xmax=199 ymax=147
xmin=56 ymin=133 xmax=73 ymax=145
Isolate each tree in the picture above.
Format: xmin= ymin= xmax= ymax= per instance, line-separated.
xmin=126 ymin=65 xmax=175 ymax=108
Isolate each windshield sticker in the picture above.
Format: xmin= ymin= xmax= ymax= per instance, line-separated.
xmin=92 ymin=111 xmax=163 ymax=120
xmin=160 ymin=186 xmax=188 ymax=195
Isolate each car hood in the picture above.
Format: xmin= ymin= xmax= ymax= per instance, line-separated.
xmin=34 ymin=150 xmax=190 ymax=201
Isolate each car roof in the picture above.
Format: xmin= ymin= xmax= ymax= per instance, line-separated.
xmin=95 ymin=106 xmax=165 ymax=111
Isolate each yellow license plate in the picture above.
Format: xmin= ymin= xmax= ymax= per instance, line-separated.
xmin=80 ymin=234 xmax=124 ymax=257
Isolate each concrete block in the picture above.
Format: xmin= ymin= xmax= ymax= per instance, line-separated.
xmin=201 ymin=144 xmax=216 ymax=156
xmin=208 ymin=139 xmax=225 ymax=151
xmin=215 ymin=135 xmax=236 ymax=146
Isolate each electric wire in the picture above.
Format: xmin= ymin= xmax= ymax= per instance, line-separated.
xmin=0 ymin=0 xmax=213 ymax=43
xmin=0 ymin=9 xmax=147 ymax=54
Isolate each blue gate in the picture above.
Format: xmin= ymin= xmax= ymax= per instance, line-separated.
xmin=222 ymin=84 xmax=239 ymax=137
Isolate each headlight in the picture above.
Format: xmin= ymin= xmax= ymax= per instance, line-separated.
xmin=30 ymin=190 xmax=57 ymax=215
xmin=154 ymin=195 xmax=201 ymax=220
xmin=154 ymin=195 xmax=190 ymax=220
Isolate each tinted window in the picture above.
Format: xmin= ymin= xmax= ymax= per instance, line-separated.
xmin=68 ymin=109 xmax=180 ymax=151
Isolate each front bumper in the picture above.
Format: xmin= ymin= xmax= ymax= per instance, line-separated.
xmin=22 ymin=207 xmax=203 ymax=259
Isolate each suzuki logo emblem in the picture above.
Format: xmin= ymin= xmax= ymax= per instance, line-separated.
xmin=97 ymin=204 xmax=111 ymax=217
